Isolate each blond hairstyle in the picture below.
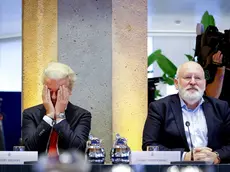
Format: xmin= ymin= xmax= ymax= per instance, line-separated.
xmin=42 ymin=62 xmax=76 ymax=90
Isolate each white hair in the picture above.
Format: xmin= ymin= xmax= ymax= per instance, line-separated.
xmin=175 ymin=64 xmax=182 ymax=79
xmin=42 ymin=62 xmax=76 ymax=90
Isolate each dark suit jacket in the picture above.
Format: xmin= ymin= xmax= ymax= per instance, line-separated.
xmin=142 ymin=94 xmax=230 ymax=163
xmin=22 ymin=102 xmax=91 ymax=154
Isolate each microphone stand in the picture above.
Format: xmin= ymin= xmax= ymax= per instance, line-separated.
xmin=185 ymin=121 xmax=194 ymax=161
xmin=171 ymin=121 xmax=206 ymax=165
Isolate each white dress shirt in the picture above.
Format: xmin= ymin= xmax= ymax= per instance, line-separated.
xmin=43 ymin=114 xmax=65 ymax=126
xmin=180 ymin=97 xmax=208 ymax=160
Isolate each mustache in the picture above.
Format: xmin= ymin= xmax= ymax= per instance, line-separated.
xmin=186 ymin=87 xmax=199 ymax=91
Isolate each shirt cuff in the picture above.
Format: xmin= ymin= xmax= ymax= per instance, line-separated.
xmin=43 ymin=115 xmax=54 ymax=127
xmin=56 ymin=118 xmax=65 ymax=124
xmin=182 ymin=152 xmax=186 ymax=161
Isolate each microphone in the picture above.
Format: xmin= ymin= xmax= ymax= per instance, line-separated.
xmin=185 ymin=121 xmax=194 ymax=161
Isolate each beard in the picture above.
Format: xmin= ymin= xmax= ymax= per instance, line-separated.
xmin=178 ymin=84 xmax=204 ymax=105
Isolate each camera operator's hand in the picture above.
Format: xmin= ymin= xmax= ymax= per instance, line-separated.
xmin=206 ymin=50 xmax=225 ymax=98
xmin=213 ymin=51 xmax=223 ymax=66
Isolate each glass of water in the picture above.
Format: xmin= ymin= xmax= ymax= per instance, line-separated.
xmin=146 ymin=146 xmax=159 ymax=151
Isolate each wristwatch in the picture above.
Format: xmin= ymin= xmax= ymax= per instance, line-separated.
xmin=57 ymin=112 xmax=66 ymax=119
xmin=214 ymin=151 xmax=221 ymax=164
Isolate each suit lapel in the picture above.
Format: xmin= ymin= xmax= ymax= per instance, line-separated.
xmin=202 ymin=98 xmax=214 ymax=146
xmin=170 ymin=95 xmax=189 ymax=149
xmin=39 ymin=105 xmax=47 ymax=122
xmin=65 ymin=102 xmax=75 ymax=123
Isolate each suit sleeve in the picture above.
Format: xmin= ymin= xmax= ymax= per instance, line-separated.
xmin=142 ymin=102 xmax=185 ymax=153
xmin=214 ymin=101 xmax=230 ymax=162
xmin=53 ymin=112 xmax=91 ymax=151
xmin=22 ymin=110 xmax=52 ymax=151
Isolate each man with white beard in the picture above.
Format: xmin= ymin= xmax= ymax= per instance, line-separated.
xmin=142 ymin=61 xmax=230 ymax=164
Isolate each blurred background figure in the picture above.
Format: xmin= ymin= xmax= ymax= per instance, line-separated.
xmin=0 ymin=98 xmax=5 ymax=151
xmin=34 ymin=150 xmax=91 ymax=172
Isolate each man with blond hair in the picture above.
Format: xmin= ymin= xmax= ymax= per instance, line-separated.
xmin=143 ymin=61 xmax=230 ymax=164
xmin=22 ymin=62 xmax=91 ymax=155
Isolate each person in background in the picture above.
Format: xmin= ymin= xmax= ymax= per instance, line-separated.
xmin=143 ymin=61 xmax=230 ymax=164
xmin=205 ymin=51 xmax=230 ymax=106
xmin=22 ymin=62 xmax=91 ymax=155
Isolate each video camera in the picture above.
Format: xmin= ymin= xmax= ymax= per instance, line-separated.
xmin=194 ymin=24 xmax=230 ymax=68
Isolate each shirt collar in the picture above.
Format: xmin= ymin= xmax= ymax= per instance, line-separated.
xmin=179 ymin=96 xmax=204 ymax=112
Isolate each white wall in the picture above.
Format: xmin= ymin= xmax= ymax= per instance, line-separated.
xmin=148 ymin=0 xmax=229 ymax=32
xmin=0 ymin=0 xmax=22 ymax=38
xmin=0 ymin=38 xmax=22 ymax=92
xmin=0 ymin=0 xmax=22 ymax=92
xmin=148 ymin=34 xmax=196 ymax=78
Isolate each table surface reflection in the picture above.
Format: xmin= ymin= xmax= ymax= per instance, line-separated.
xmin=0 ymin=164 xmax=230 ymax=172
